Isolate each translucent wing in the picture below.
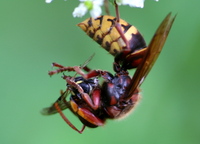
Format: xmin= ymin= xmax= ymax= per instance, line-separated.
xmin=80 ymin=53 xmax=95 ymax=68
xmin=41 ymin=91 xmax=70 ymax=115
xmin=127 ymin=13 xmax=176 ymax=97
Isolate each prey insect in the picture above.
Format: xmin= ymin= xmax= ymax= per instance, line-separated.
xmin=41 ymin=12 xmax=175 ymax=133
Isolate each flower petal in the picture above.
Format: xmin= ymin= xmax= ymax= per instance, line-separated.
xmin=45 ymin=0 xmax=53 ymax=3
xmin=72 ymin=3 xmax=88 ymax=18
xmin=93 ymin=0 xmax=104 ymax=6
xmin=90 ymin=5 xmax=102 ymax=18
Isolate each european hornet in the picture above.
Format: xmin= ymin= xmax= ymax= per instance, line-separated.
xmin=41 ymin=13 xmax=175 ymax=134
xmin=42 ymin=3 xmax=176 ymax=134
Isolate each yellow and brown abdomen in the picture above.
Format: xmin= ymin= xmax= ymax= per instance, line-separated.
xmin=78 ymin=15 xmax=146 ymax=56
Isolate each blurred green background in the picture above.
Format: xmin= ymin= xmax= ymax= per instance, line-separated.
xmin=1 ymin=0 xmax=200 ymax=144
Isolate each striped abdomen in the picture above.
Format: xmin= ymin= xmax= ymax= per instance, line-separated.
xmin=78 ymin=15 xmax=146 ymax=56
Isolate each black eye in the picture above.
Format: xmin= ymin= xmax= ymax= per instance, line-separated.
xmin=116 ymin=84 xmax=122 ymax=89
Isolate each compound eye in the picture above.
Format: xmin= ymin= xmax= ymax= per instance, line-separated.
xmin=116 ymin=84 xmax=122 ymax=89
xmin=115 ymin=84 xmax=127 ymax=95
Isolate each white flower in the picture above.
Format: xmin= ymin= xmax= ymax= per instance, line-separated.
xmin=89 ymin=3 xmax=102 ymax=18
xmin=73 ymin=0 xmax=104 ymax=18
xmin=45 ymin=0 xmax=67 ymax=3
xmin=73 ymin=3 xmax=88 ymax=17
xmin=116 ymin=0 xmax=159 ymax=8
xmin=45 ymin=0 xmax=53 ymax=3
xmin=46 ymin=0 xmax=159 ymax=17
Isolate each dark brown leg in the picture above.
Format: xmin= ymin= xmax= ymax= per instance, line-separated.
xmin=104 ymin=0 xmax=110 ymax=15
xmin=114 ymin=0 xmax=130 ymax=52
xmin=48 ymin=65 xmax=78 ymax=76
xmin=54 ymin=102 xmax=85 ymax=134
xmin=49 ymin=63 xmax=111 ymax=80
xmin=114 ymin=0 xmax=120 ymax=22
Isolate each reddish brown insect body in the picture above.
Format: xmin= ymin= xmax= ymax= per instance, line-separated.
xmin=41 ymin=11 xmax=175 ymax=133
